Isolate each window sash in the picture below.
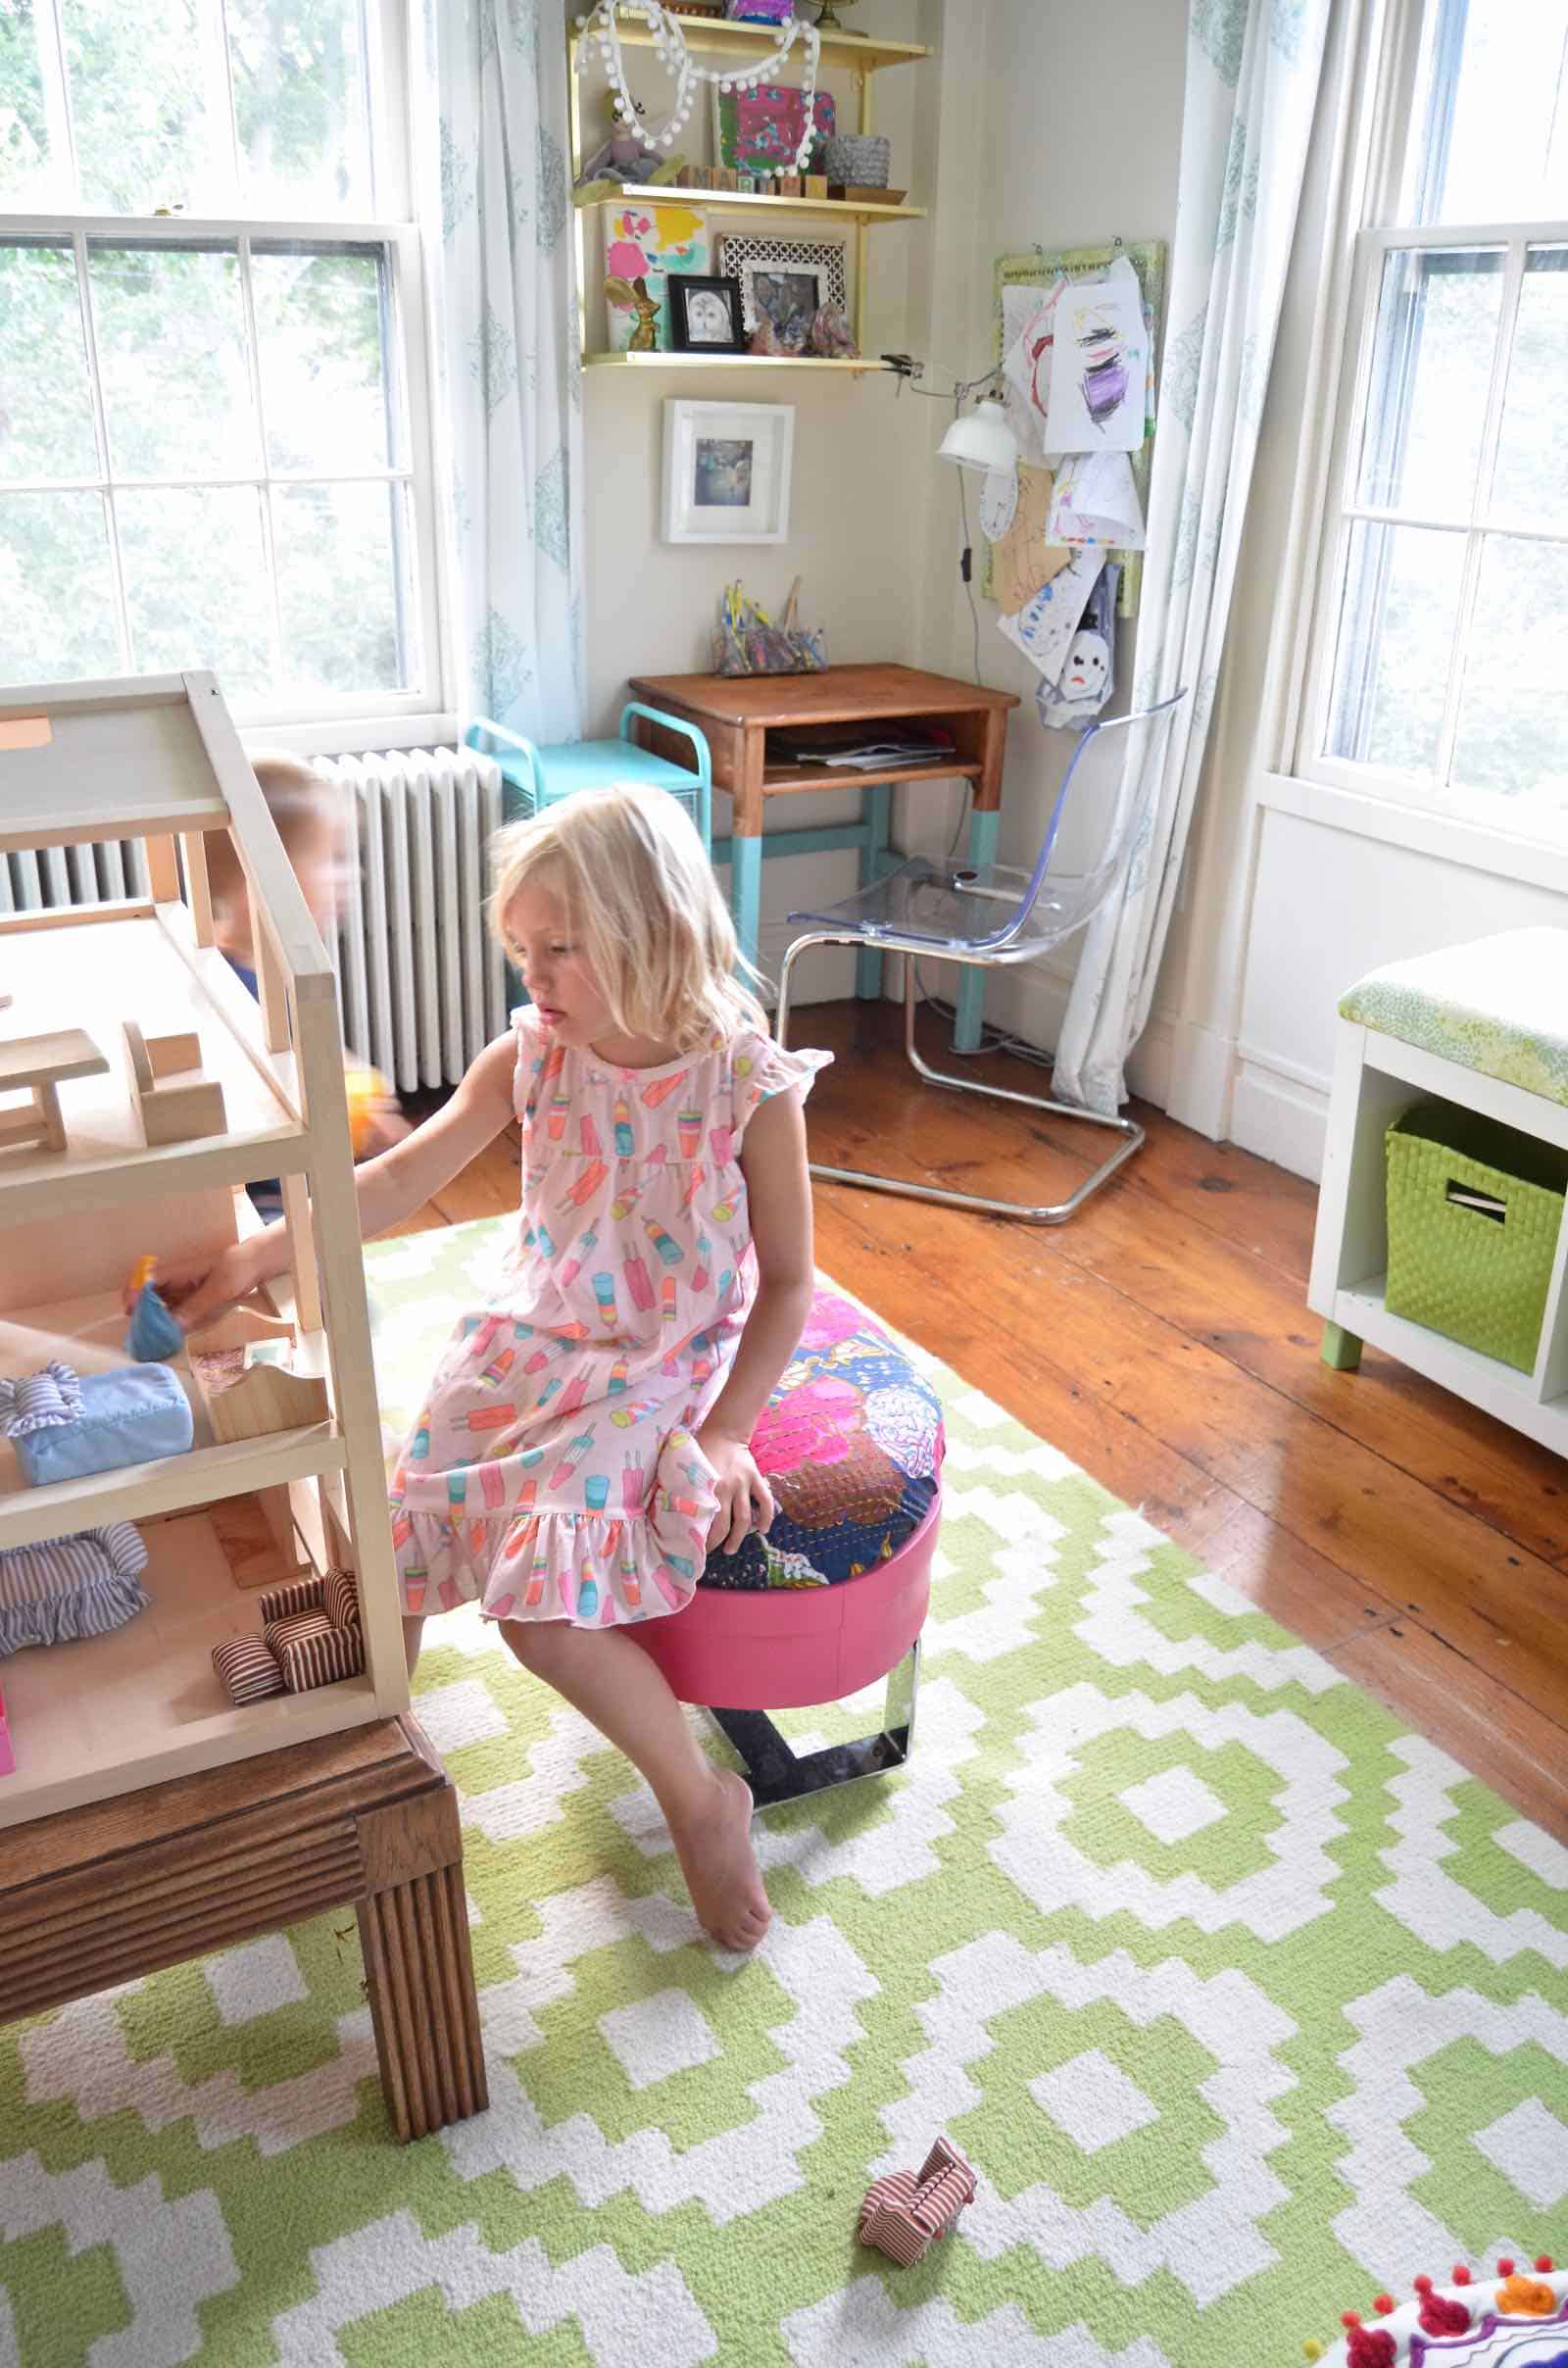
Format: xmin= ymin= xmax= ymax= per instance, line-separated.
xmin=0 ymin=210 xmax=443 ymax=727
xmin=1298 ymin=212 xmax=1568 ymax=815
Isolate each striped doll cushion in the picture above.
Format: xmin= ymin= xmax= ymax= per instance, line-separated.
xmin=0 ymin=1520 xmax=149 ymax=1657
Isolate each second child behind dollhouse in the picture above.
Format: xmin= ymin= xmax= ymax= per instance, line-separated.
xmin=156 ymin=785 xmax=831 ymax=1952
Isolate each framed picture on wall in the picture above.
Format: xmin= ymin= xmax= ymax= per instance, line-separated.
xmin=719 ymin=232 xmax=848 ymax=333
xmin=668 ymin=274 xmax=747 ymax=354
xmin=662 ymin=399 xmax=794 ymax=544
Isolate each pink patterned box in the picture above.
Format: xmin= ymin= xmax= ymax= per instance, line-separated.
xmin=0 ymin=1674 xmax=14 ymax=1777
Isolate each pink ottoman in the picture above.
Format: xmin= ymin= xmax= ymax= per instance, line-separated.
xmin=626 ymin=1287 xmax=944 ymax=1810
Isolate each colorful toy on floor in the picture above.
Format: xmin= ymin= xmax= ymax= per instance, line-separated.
xmin=0 ymin=1358 xmax=192 ymax=1484
xmin=1301 ymin=2256 xmax=1567 ymax=2363
xmin=210 ymin=1567 xmax=364 ymax=1705
xmin=124 ymin=1257 xmax=184 ymax=1362
xmin=857 ymin=2137 xmax=976 ymax=2267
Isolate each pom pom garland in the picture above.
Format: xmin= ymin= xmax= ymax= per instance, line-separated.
xmin=574 ymin=1 xmax=824 ymax=180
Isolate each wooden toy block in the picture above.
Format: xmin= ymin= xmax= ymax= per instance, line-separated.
xmin=0 ymin=1028 xmax=109 ymax=1156
xmin=189 ymin=1342 xmax=330 ymax=1445
xmin=122 ymin=1019 xmax=226 ymax=1146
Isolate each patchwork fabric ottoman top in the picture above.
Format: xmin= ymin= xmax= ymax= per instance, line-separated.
xmin=1339 ymin=926 xmax=1568 ymax=1107
xmin=701 ymin=1287 xmax=943 ymax=1593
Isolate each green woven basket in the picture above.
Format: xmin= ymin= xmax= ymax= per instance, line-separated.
xmin=1385 ymin=1102 xmax=1568 ymax=1371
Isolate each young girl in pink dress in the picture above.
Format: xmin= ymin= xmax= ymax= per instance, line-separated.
xmin=162 ymin=785 xmax=829 ymax=1952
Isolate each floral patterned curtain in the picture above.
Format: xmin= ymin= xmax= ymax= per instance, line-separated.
xmin=1053 ymin=0 xmax=1332 ymax=1113
xmin=419 ymin=0 xmax=584 ymax=743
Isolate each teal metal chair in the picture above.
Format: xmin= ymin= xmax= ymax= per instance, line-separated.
xmin=465 ymin=705 xmax=712 ymax=854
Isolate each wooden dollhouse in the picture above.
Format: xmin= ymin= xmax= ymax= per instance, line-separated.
xmin=0 ymin=673 xmax=484 ymax=2140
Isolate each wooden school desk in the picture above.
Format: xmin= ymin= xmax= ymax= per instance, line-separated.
xmin=625 ymin=665 xmax=1019 ymax=1050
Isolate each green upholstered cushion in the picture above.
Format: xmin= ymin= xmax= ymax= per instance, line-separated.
xmin=1339 ymin=927 xmax=1568 ymax=1109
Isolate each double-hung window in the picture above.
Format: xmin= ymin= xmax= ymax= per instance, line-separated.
xmin=0 ymin=0 xmax=442 ymax=728
xmin=1301 ymin=0 xmax=1568 ymax=841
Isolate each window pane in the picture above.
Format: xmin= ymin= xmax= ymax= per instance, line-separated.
xmin=0 ymin=492 xmax=120 ymax=680
xmin=117 ymin=486 xmax=273 ymax=698
xmin=63 ymin=0 xmax=220 ymax=214
xmin=1492 ymin=248 xmax=1568 ymax=532
xmin=1451 ymin=537 xmax=1568 ymax=818
xmin=253 ymin=245 xmax=393 ymax=472
xmin=0 ymin=244 xmax=98 ymax=481
xmin=1356 ymin=247 xmax=1503 ymax=518
xmin=272 ymin=481 xmax=412 ymax=699
xmin=1327 ymin=521 xmax=1466 ymax=775
xmin=88 ymin=244 xmax=258 ymax=481
xmin=0 ymin=1 xmax=52 ymax=202
xmin=227 ymin=0 xmax=372 ymax=216
xmin=1404 ymin=0 xmax=1568 ymax=223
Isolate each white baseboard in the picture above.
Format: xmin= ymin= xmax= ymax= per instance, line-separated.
xmin=1230 ymin=1053 xmax=1330 ymax=1180
xmin=1164 ymin=1019 xmax=1239 ymax=1142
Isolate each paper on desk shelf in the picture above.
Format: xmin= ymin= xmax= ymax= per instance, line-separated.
xmin=997 ymin=548 xmax=1103 ymax=686
xmin=1045 ymin=270 xmax=1149 ymax=453
xmin=991 ymin=464 xmax=1073 ymax=615
xmin=1046 ymin=450 xmax=1146 ymax=550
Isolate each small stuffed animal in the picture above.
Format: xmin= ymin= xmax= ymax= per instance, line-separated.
xmin=606 ymin=273 xmax=661 ymax=352
xmin=578 ymin=93 xmax=679 ymax=187
xmin=807 ymin=303 xmax=858 ymax=359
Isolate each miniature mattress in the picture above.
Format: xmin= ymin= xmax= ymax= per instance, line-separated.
xmin=698 ymin=1287 xmax=944 ymax=1592
xmin=0 ymin=1359 xmax=192 ymax=1486
xmin=0 ymin=1519 xmax=150 ymax=1656
xmin=1339 ymin=926 xmax=1568 ymax=1108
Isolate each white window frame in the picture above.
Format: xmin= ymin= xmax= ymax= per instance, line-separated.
xmin=1284 ymin=0 xmax=1568 ymax=845
xmin=0 ymin=0 xmax=455 ymax=749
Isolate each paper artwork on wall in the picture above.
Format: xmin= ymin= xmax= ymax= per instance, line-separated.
xmin=1046 ymin=450 xmax=1146 ymax=550
xmin=1044 ymin=271 xmax=1149 ymax=452
xmin=1001 ymin=279 xmax=1063 ymax=467
xmin=991 ymin=465 xmax=1073 ymax=616
xmin=997 ymin=548 xmax=1104 ymax=683
xmin=606 ymin=204 xmax=710 ymax=351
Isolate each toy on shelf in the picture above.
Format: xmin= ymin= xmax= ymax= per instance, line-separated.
xmin=0 ymin=1028 xmax=109 ymax=1157
xmin=211 ymin=1566 xmax=364 ymax=1705
xmin=857 ymin=2137 xmax=976 ymax=2267
xmin=122 ymin=1018 xmax=226 ymax=1146
xmin=124 ymin=1257 xmax=184 ymax=1363
xmin=0 ymin=1519 xmax=149 ymax=1656
xmin=577 ymin=91 xmax=685 ymax=192
xmin=0 ymin=1357 xmax=192 ymax=1484
xmin=606 ymin=273 xmax=661 ymax=351
xmin=188 ymin=1334 xmax=329 ymax=1445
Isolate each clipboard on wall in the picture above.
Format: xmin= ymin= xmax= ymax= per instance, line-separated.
xmin=986 ymin=239 xmax=1166 ymax=619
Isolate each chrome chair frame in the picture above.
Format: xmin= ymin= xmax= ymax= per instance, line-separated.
xmin=776 ymin=693 xmax=1187 ymax=1225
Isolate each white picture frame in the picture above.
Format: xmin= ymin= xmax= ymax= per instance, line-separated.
xmin=719 ymin=233 xmax=850 ymax=334
xmin=661 ymin=399 xmax=795 ymax=545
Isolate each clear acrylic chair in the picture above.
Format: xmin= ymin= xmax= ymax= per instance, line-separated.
xmin=776 ymin=691 xmax=1188 ymax=1224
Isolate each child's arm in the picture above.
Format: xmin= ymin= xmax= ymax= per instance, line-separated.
xmin=697 ymin=1087 xmax=815 ymax=1554
xmin=149 ymin=1031 xmax=519 ymax=1333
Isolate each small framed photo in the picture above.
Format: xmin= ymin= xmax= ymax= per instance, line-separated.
xmin=719 ymin=233 xmax=849 ymax=334
xmin=662 ymin=399 xmax=794 ymax=545
xmin=668 ymin=273 xmax=747 ymax=355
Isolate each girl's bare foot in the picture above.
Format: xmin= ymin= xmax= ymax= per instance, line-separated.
xmin=667 ymin=1766 xmax=772 ymax=1951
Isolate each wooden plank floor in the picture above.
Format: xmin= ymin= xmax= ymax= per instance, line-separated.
xmin=408 ymin=1003 xmax=1568 ymax=1844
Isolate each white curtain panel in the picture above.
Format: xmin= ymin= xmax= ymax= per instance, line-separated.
xmin=1053 ymin=0 xmax=1332 ymax=1114
xmin=420 ymin=0 xmax=585 ymax=744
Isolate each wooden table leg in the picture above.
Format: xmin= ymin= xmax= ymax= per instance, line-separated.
xmin=355 ymin=1783 xmax=488 ymax=2143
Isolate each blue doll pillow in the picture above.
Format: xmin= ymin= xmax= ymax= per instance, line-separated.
xmin=0 ymin=1360 xmax=192 ymax=1486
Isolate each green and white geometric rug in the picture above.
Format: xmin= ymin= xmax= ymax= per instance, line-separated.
xmin=2 ymin=1220 xmax=1566 ymax=2366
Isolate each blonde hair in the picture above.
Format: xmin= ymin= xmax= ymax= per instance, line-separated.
xmin=488 ymin=785 xmax=766 ymax=1050
xmin=206 ymin=753 xmax=344 ymax=927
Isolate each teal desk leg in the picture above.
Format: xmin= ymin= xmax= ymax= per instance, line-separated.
xmin=955 ymin=808 xmax=1000 ymax=1051
xmin=732 ymin=832 xmax=762 ymax=975
xmin=857 ymin=781 xmax=891 ymax=1002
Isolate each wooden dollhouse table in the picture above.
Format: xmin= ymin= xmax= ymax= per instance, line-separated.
xmin=625 ymin=664 xmax=1019 ymax=1050
xmin=0 ymin=1714 xmax=488 ymax=2145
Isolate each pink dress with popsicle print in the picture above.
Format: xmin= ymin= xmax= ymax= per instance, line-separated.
xmin=388 ymin=1009 xmax=830 ymax=1626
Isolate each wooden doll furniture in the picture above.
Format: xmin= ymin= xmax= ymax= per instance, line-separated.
xmin=0 ymin=672 xmax=485 ymax=2141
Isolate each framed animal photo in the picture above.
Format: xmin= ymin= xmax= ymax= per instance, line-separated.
xmin=718 ymin=232 xmax=848 ymax=334
xmin=662 ymin=399 xmax=794 ymax=544
xmin=668 ymin=274 xmax=747 ymax=354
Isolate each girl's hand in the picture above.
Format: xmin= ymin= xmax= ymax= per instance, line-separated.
xmin=696 ymin=1425 xmax=775 ymax=1555
xmin=122 ymin=1236 xmax=271 ymax=1338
